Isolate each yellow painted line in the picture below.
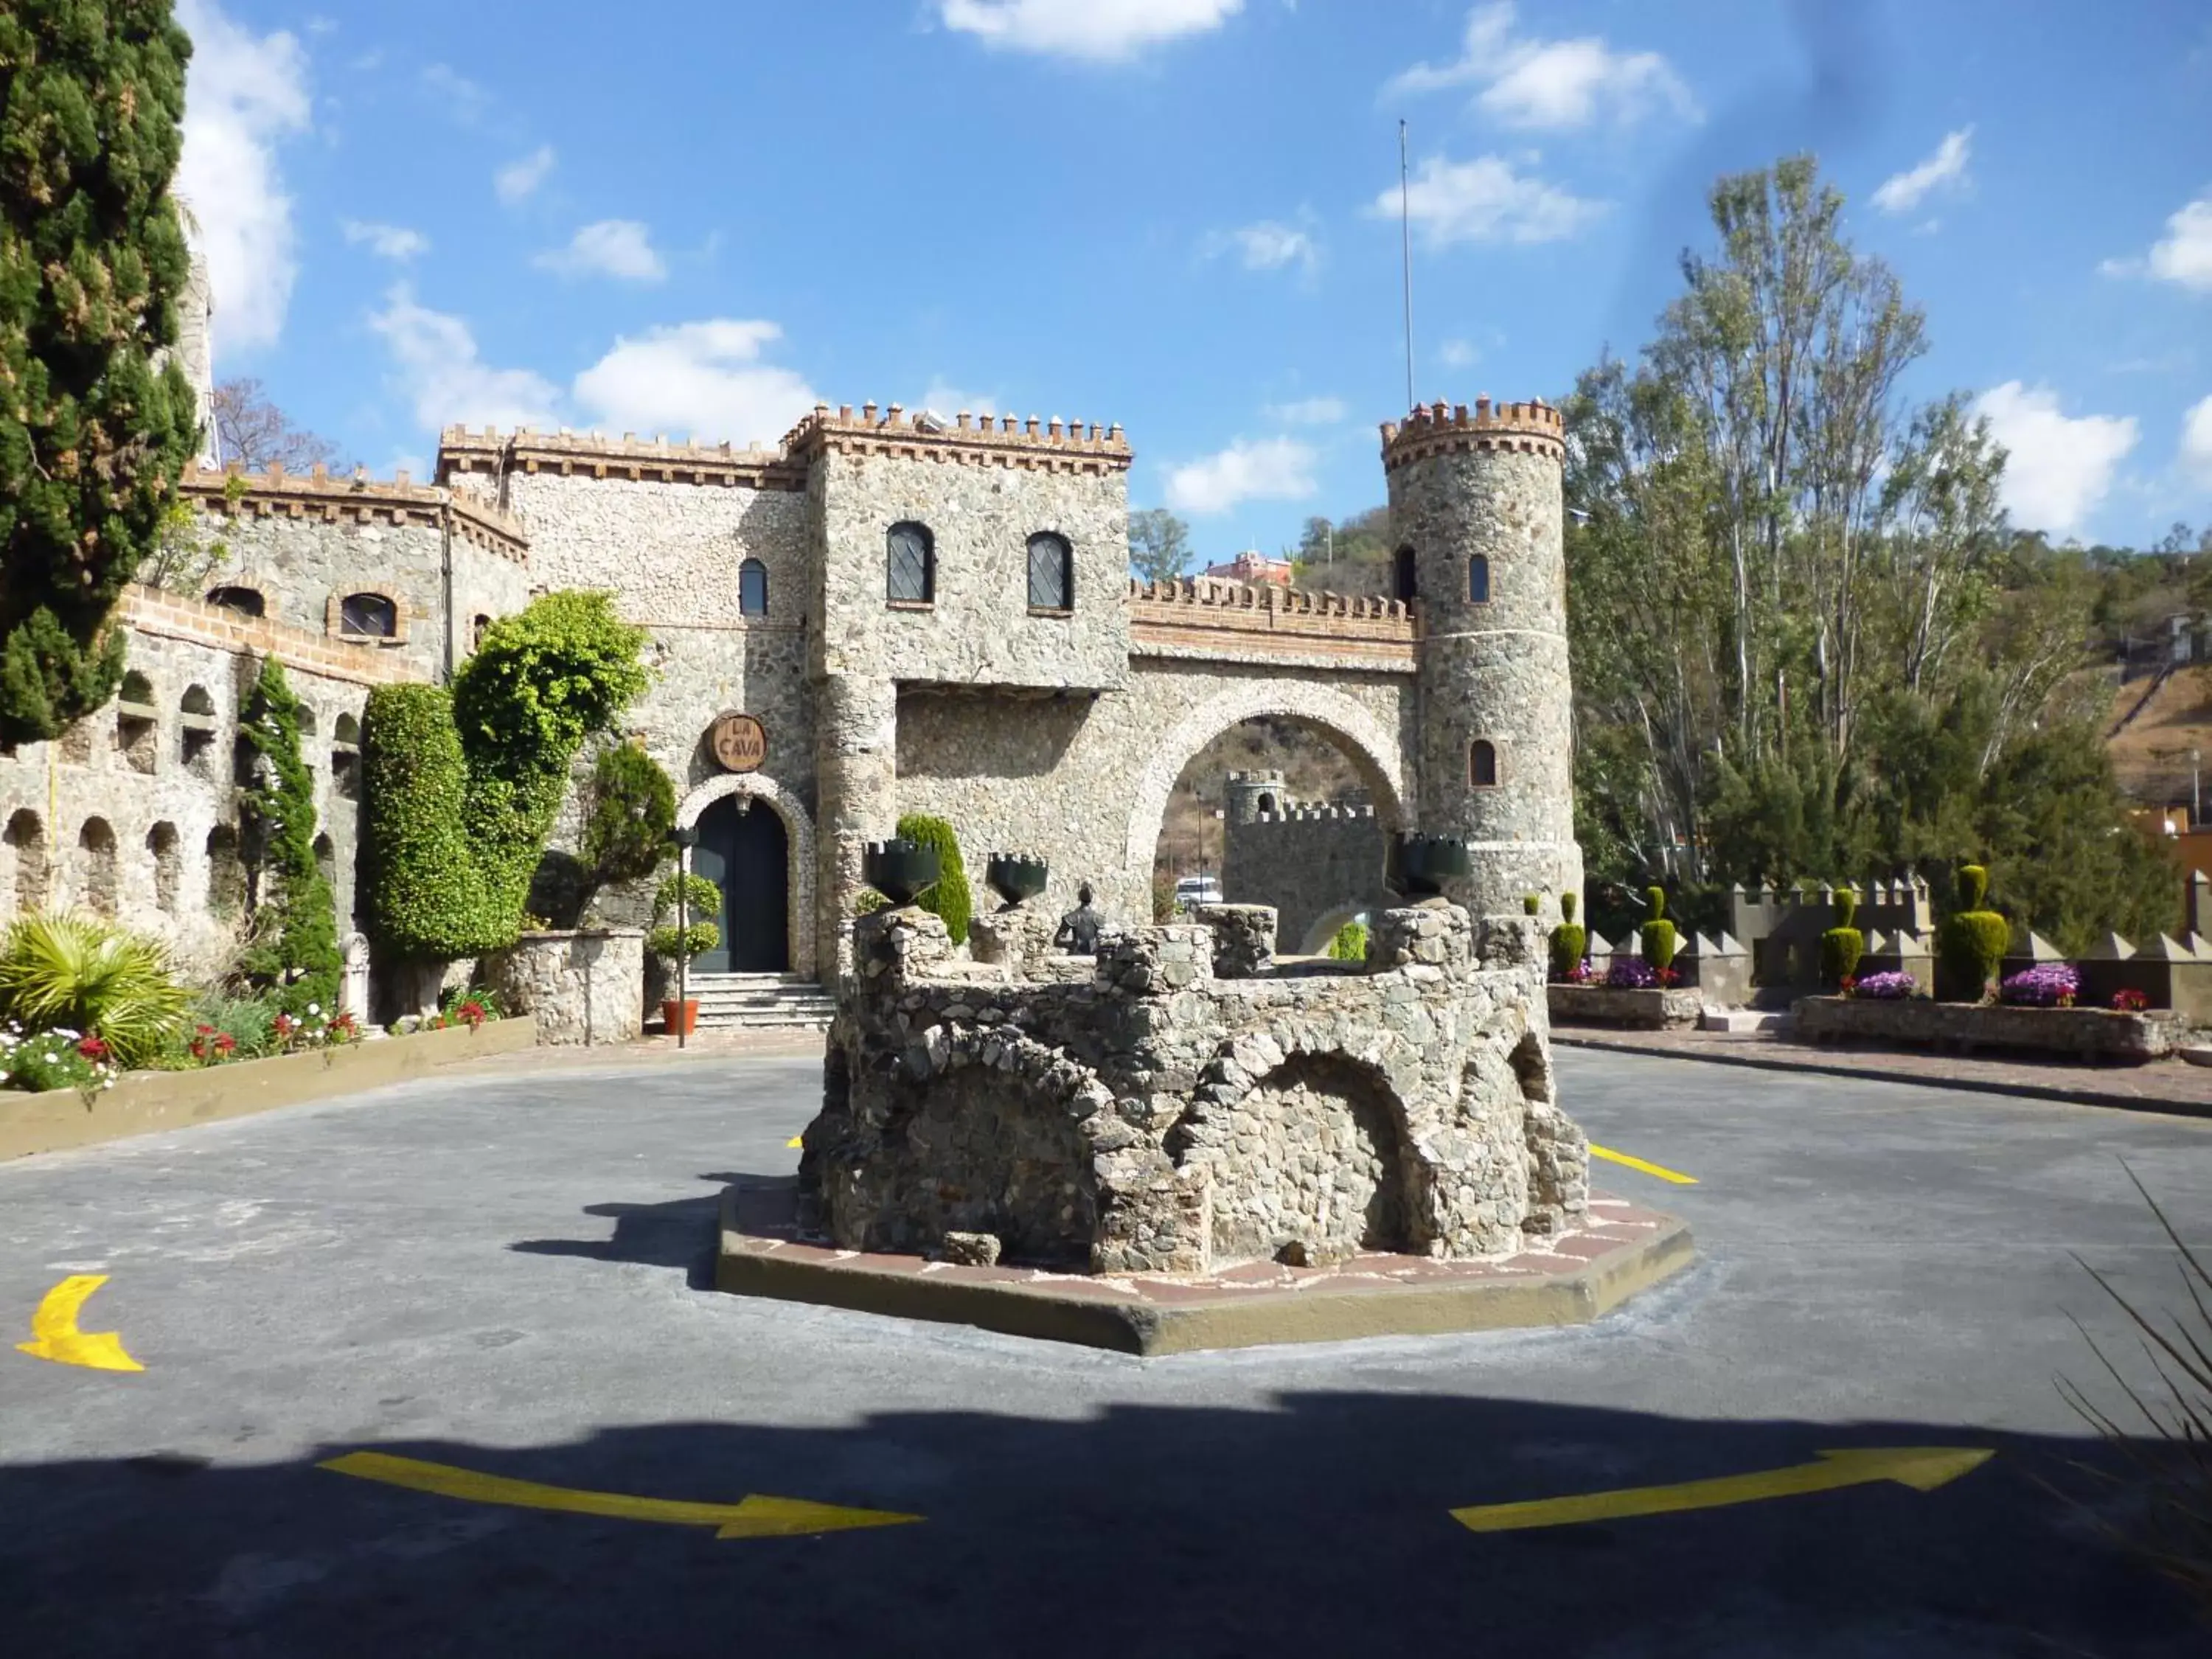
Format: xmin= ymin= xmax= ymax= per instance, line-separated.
xmin=320 ymin=1450 xmax=922 ymax=1540
xmin=15 ymin=1274 xmax=142 ymax=1372
xmin=1587 ymin=1144 xmax=1698 ymax=1185
xmin=1452 ymin=1446 xmax=1993 ymax=1534
xmin=785 ymin=1135 xmax=804 ymax=1149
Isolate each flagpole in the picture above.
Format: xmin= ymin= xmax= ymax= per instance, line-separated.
xmin=1399 ymin=119 xmax=1415 ymax=412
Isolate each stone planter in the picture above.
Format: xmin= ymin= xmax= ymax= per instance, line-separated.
xmin=1794 ymin=995 xmax=2181 ymax=1062
xmin=1547 ymin=984 xmax=1703 ymax=1030
xmin=864 ymin=839 xmax=939 ymax=905
xmin=480 ymin=928 xmax=645 ymax=1047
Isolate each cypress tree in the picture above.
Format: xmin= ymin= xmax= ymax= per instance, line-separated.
xmin=239 ymin=657 xmax=341 ymax=1015
xmin=1 ymin=1 xmax=200 ymax=745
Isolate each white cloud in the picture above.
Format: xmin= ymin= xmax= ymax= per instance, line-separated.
xmin=174 ymin=0 xmax=312 ymax=355
xmin=939 ymin=0 xmax=1241 ymax=60
xmin=1374 ymin=154 xmax=1604 ymax=248
xmin=420 ymin=63 xmax=490 ymax=122
xmin=2150 ymin=195 xmax=2212 ymax=293
xmin=2183 ymin=393 xmax=2212 ymax=487
xmin=1387 ymin=4 xmax=1695 ymax=130
xmin=1871 ymin=128 xmax=1973 ymax=215
xmin=573 ymin=321 xmax=818 ymax=447
xmin=341 ymin=219 xmax=428 ymax=261
xmin=1213 ymin=220 xmax=1318 ymax=274
xmin=368 ymin=285 xmax=561 ymax=432
xmin=534 ymin=220 xmax=667 ymax=283
xmin=1439 ymin=337 xmax=1480 ymax=368
xmin=1262 ymin=396 xmax=1345 ymax=425
xmin=1164 ymin=437 xmax=1317 ymax=514
xmin=1972 ymin=381 xmax=2140 ymax=535
xmin=495 ymin=145 xmax=556 ymax=205
xmin=919 ymin=379 xmax=998 ymax=417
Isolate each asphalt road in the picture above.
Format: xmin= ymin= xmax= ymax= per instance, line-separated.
xmin=3 ymin=1046 xmax=2210 ymax=1657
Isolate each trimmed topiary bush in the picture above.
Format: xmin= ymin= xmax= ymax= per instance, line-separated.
xmin=1820 ymin=887 xmax=1865 ymax=989
xmin=1523 ymin=893 xmax=1542 ymax=916
xmin=1640 ymin=886 xmax=1677 ymax=972
xmin=1938 ymin=863 xmax=2009 ymax=1003
xmin=1327 ymin=920 xmax=1369 ymax=961
xmin=648 ymin=872 xmax=721 ymax=965
xmin=1550 ymin=891 xmax=1587 ymax=982
xmin=361 ymin=685 xmax=504 ymax=959
xmin=579 ymin=740 xmax=675 ymax=909
xmin=894 ymin=813 xmax=970 ymax=945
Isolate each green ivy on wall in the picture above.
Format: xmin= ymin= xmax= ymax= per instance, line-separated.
xmin=237 ymin=657 xmax=341 ymax=1015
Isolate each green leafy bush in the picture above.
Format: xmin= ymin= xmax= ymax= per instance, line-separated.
xmin=0 ymin=1026 xmax=118 ymax=1093
xmin=1549 ymin=891 xmax=1587 ymax=981
xmin=1639 ymin=885 xmax=1677 ymax=972
xmin=1523 ymin=893 xmax=1542 ymax=915
xmin=1820 ymin=887 xmax=1865 ymax=987
xmin=580 ymin=740 xmax=674 ymax=907
xmin=237 ymin=658 xmax=341 ymax=1015
xmin=362 ymin=685 xmax=504 ymax=958
xmin=649 ymin=872 xmax=721 ymax=963
xmin=1327 ymin=920 xmax=1369 ymax=961
xmin=0 ymin=914 xmax=188 ymax=1066
xmin=895 ymin=813 xmax=971 ymax=946
xmin=853 ymin=888 xmax=891 ymax=919
xmin=1937 ymin=863 xmax=2008 ymax=1002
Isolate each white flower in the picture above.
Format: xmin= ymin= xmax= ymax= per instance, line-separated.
xmin=54 ymin=1027 xmax=78 ymax=1040
xmin=307 ymin=1003 xmax=321 ymax=1016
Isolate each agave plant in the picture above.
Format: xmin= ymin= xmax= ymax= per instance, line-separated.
xmin=0 ymin=914 xmax=190 ymax=1068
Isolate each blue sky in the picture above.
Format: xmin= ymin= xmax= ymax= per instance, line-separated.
xmin=175 ymin=0 xmax=2212 ymax=564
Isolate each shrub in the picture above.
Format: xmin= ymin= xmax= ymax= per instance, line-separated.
xmin=1327 ymin=920 xmax=1369 ymax=961
xmin=1639 ymin=886 xmax=1677 ymax=972
xmin=894 ymin=813 xmax=971 ymax=946
xmin=578 ymin=740 xmax=675 ymax=910
xmin=1820 ymin=887 xmax=1865 ymax=989
xmin=0 ymin=1024 xmax=119 ymax=1093
xmin=1852 ymin=970 xmax=1920 ymax=1001
xmin=852 ymin=888 xmax=891 ymax=919
xmin=363 ymin=685 xmax=505 ymax=959
xmin=2000 ymin=962 xmax=2079 ymax=1008
xmin=1151 ymin=873 xmax=1176 ymax=923
xmin=1523 ymin=893 xmax=1542 ymax=915
xmin=1937 ymin=863 xmax=2009 ymax=1002
xmin=0 ymin=914 xmax=189 ymax=1066
xmin=1549 ymin=891 xmax=1587 ymax=982
xmin=237 ymin=657 xmax=342 ymax=1016
xmin=649 ymin=872 xmax=722 ymax=964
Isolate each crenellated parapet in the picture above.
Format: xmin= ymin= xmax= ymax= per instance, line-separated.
xmin=182 ymin=462 xmax=530 ymax=563
xmin=436 ymin=426 xmax=807 ymax=493
xmin=1127 ymin=578 xmax=1416 ymax=672
xmin=783 ymin=402 xmax=1131 ymax=476
xmin=1380 ymin=397 xmax=1565 ymax=473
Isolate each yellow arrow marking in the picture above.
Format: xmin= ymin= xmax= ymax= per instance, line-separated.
xmin=15 ymin=1274 xmax=142 ymax=1372
xmin=1452 ymin=1446 xmax=1993 ymax=1534
xmin=1587 ymin=1144 xmax=1698 ymax=1185
xmin=320 ymin=1450 xmax=922 ymax=1540
xmin=785 ymin=1135 xmax=804 ymax=1149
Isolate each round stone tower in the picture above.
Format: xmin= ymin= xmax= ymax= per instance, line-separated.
xmin=1382 ymin=397 xmax=1581 ymax=920
xmin=1224 ymin=769 xmax=1288 ymax=826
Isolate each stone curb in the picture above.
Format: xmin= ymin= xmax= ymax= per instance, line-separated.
xmin=714 ymin=1189 xmax=1695 ymax=1357
xmin=1551 ymin=1032 xmax=2212 ymax=1120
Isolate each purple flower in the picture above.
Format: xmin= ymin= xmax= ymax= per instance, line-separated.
xmin=1999 ymin=962 xmax=2079 ymax=1007
xmin=1854 ymin=970 xmax=1921 ymax=1000
xmin=1605 ymin=956 xmax=1658 ymax=990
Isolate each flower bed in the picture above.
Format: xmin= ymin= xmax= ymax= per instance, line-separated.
xmin=0 ymin=1016 xmax=538 ymax=1163
xmin=1546 ymin=984 xmax=1703 ymax=1031
xmin=1795 ymin=994 xmax=2179 ymax=1062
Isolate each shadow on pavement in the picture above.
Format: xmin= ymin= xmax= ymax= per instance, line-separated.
xmin=0 ymin=1393 xmax=2199 ymax=1658
xmin=508 ymin=1172 xmax=778 ymax=1290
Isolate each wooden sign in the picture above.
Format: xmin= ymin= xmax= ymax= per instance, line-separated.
xmin=709 ymin=712 xmax=768 ymax=773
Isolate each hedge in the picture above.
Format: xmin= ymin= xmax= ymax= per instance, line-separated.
xmin=895 ymin=813 xmax=971 ymax=946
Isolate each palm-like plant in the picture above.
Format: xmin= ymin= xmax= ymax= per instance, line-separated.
xmin=0 ymin=914 xmax=190 ymax=1067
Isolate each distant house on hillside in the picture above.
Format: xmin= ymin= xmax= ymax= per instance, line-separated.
xmin=1202 ymin=550 xmax=1294 ymax=588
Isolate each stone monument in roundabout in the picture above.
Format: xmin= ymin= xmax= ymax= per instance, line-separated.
xmin=714 ymin=843 xmax=1693 ymax=1355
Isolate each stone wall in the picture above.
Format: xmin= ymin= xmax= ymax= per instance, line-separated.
xmin=481 ymin=929 xmax=645 ymax=1046
xmin=1221 ymin=796 xmax=1390 ymax=954
xmin=801 ymin=899 xmax=1587 ymax=1275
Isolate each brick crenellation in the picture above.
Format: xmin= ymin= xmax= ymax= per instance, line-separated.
xmin=182 ymin=463 xmax=530 ymax=563
xmin=1380 ymin=397 xmax=1565 ymax=472
xmin=785 ymin=403 xmax=1131 ymax=476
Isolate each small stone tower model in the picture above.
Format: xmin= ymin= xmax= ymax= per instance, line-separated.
xmin=1224 ymin=770 xmax=1287 ymax=826
xmin=1382 ymin=398 xmax=1582 ymax=919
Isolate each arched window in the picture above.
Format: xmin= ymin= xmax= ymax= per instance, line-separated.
xmin=1026 ymin=532 xmax=1074 ymax=612
xmin=738 ymin=557 xmax=768 ymax=617
xmin=1470 ymin=739 xmax=1498 ymax=788
xmin=149 ymin=822 xmax=181 ymax=915
xmin=206 ymin=824 xmax=246 ymax=919
xmin=1469 ymin=553 xmax=1490 ymax=605
xmin=332 ymin=712 xmax=361 ymax=801
xmin=1394 ymin=545 xmax=1419 ymax=602
xmin=180 ymin=684 xmax=217 ymax=775
xmin=206 ymin=585 xmax=265 ymax=617
xmin=77 ymin=818 xmax=117 ymax=917
xmin=471 ymin=613 xmax=493 ymax=650
xmin=886 ymin=521 xmax=934 ymax=605
xmin=115 ymin=671 xmax=158 ymax=775
xmin=3 ymin=809 xmax=49 ymax=914
xmin=1256 ymin=793 xmax=1279 ymax=816
xmin=338 ymin=592 xmax=397 ymax=638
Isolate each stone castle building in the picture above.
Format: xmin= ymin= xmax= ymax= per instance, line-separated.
xmin=0 ymin=382 xmax=1579 ymax=999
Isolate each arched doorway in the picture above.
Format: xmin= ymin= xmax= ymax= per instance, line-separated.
xmin=692 ymin=794 xmax=789 ymax=973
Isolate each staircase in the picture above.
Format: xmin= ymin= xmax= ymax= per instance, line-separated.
xmin=680 ymin=973 xmax=837 ymax=1033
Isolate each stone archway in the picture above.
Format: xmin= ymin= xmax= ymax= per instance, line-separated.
xmin=675 ymin=773 xmax=817 ymax=980
xmin=1121 ymin=681 xmax=1411 ymax=882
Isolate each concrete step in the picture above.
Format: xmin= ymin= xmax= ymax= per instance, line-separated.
xmin=1700 ymin=1007 xmax=1792 ymax=1033
xmin=667 ymin=975 xmax=835 ymax=1032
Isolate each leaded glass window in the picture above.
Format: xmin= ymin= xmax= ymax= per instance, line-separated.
xmin=339 ymin=592 xmax=397 ymax=638
xmin=739 ymin=557 xmax=768 ymax=616
xmin=1469 ymin=554 xmax=1489 ymax=604
xmin=887 ymin=522 xmax=933 ymax=603
xmin=1026 ymin=532 xmax=1072 ymax=611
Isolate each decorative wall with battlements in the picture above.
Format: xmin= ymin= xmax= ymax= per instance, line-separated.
xmin=802 ymin=899 xmax=1587 ymax=1274
xmin=1220 ymin=776 xmax=1392 ymax=955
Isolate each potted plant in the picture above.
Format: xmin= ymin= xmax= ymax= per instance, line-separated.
xmin=649 ymin=872 xmax=720 ymax=1035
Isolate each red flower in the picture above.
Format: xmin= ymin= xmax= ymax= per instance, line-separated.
xmin=213 ymin=1032 xmax=237 ymax=1054
xmin=2112 ymin=988 xmax=2150 ymax=1012
xmin=457 ymin=1001 xmax=487 ymax=1029
xmin=77 ymin=1034 xmax=110 ymax=1061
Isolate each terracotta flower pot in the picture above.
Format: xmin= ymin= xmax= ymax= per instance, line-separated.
xmin=661 ymin=998 xmax=700 ymax=1037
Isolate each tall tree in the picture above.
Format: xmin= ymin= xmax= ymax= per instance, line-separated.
xmin=1128 ymin=507 xmax=1191 ymax=585
xmin=0 ymin=1 xmax=199 ymax=746
xmin=238 ymin=657 xmax=341 ymax=1016
xmin=211 ymin=378 xmax=342 ymax=472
